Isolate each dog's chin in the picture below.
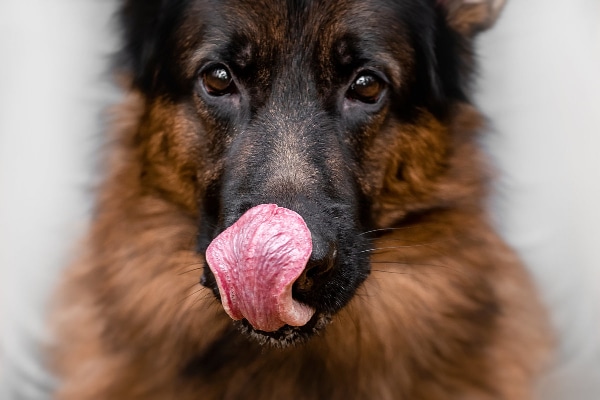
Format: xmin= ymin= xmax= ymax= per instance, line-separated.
xmin=236 ymin=312 xmax=332 ymax=348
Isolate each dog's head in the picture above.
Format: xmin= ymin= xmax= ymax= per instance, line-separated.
xmin=118 ymin=0 xmax=505 ymax=345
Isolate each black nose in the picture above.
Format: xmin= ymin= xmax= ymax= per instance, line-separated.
xmin=294 ymin=241 xmax=337 ymax=294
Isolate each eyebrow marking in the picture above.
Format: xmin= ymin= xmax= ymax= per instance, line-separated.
xmin=373 ymin=53 xmax=403 ymax=88
xmin=187 ymin=44 xmax=220 ymax=76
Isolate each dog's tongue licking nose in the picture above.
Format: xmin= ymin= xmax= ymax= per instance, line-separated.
xmin=205 ymin=204 xmax=315 ymax=332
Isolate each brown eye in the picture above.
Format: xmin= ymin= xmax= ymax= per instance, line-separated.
xmin=202 ymin=66 xmax=234 ymax=96
xmin=347 ymin=73 xmax=384 ymax=103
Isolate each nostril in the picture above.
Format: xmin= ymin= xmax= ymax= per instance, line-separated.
xmin=294 ymin=269 xmax=314 ymax=293
xmin=294 ymin=242 xmax=337 ymax=293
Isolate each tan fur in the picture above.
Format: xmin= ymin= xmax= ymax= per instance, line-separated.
xmin=51 ymin=85 xmax=552 ymax=399
xmin=443 ymin=0 xmax=507 ymax=35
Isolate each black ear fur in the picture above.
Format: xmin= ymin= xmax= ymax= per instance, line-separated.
xmin=420 ymin=0 xmax=503 ymax=117
xmin=117 ymin=0 xmax=188 ymax=93
xmin=431 ymin=7 xmax=475 ymax=105
xmin=404 ymin=2 xmax=473 ymax=120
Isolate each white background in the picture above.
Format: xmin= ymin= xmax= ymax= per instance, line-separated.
xmin=1 ymin=1 xmax=599 ymax=398
xmin=476 ymin=2 xmax=600 ymax=398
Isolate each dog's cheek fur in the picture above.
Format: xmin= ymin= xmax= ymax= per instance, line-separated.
xmin=133 ymin=94 xmax=232 ymax=215
xmin=50 ymin=93 xmax=231 ymax=398
xmin=331 ymin=215 xmax=551 ymax=399
xmin=359 ymin=105 xmax=485 ymax=228
xmin=137 ymin=100 xmax=200 ymax=212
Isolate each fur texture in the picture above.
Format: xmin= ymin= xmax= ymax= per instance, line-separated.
xmin=52 ymin=0 xmax=552 ymax=399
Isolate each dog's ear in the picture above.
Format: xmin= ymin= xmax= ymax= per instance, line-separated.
xmin=117 ymin=0 xmax=187 ymax=92
xmin=437 ymin=0 xmax=506 ymax=36
xmin=419 ymin=0 xmax=506 ymax=114
xmin=118 ymin=0 xmax=163 ymax=90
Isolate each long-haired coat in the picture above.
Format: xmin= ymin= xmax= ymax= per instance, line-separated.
xmin=52 ymin=0 xmax=552 ymax=398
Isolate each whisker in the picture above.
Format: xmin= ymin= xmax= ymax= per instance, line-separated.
xmin=178 ymin=267 xmax=203 ymax=276
xmin=359 ymin=226 xmax=424 ymax=236
xmin=178 ymin=287 xmax=205 ymax=305
xmin=358 ymin=243 xmax=445 ymax=254
xmin=366 ymin=237 xmax=450 ymax=245
xmin=182 ymin=280 xmax=201 ymax=292
xmin=192 ymin=295 xmax=221 ymax=313
xmin=371 ymin=269 xmax=408 ymax=275
xmin=370 ymin=260 xmax=470 ymax=278
xmin=191 ymin=290 xmax=213 ymax=309
xmin=370 ymin=261 xmax=451 ymax=269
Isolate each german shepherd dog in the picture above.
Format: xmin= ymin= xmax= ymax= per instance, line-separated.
xmin=52 ymin=0 xmax=552 ymax=399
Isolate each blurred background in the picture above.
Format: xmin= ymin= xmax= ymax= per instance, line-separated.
xmin=0 ymin=0 xmax=599 ymax=398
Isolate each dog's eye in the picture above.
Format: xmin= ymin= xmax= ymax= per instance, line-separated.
xmin=202 ymin=66 xmax=234 ymax=96
xmin=347 ymin=73 xmax=385 ymax=104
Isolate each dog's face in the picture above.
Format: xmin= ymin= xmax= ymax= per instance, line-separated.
xmin=120 ymin=0 xmax=503 ymax=345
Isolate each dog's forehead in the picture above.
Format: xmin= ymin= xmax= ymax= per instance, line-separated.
xmin=180 ymin=0 xmax=419 ymax=72
xmin=187 ymin=0 xmax=406 ymax=33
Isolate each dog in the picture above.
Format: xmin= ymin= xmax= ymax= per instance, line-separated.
xmin=52 ymin=0 xmax=553 ymax=398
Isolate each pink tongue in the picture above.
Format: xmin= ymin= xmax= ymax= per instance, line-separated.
xmin=205 ymin=204 xmax=315 ymax=332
